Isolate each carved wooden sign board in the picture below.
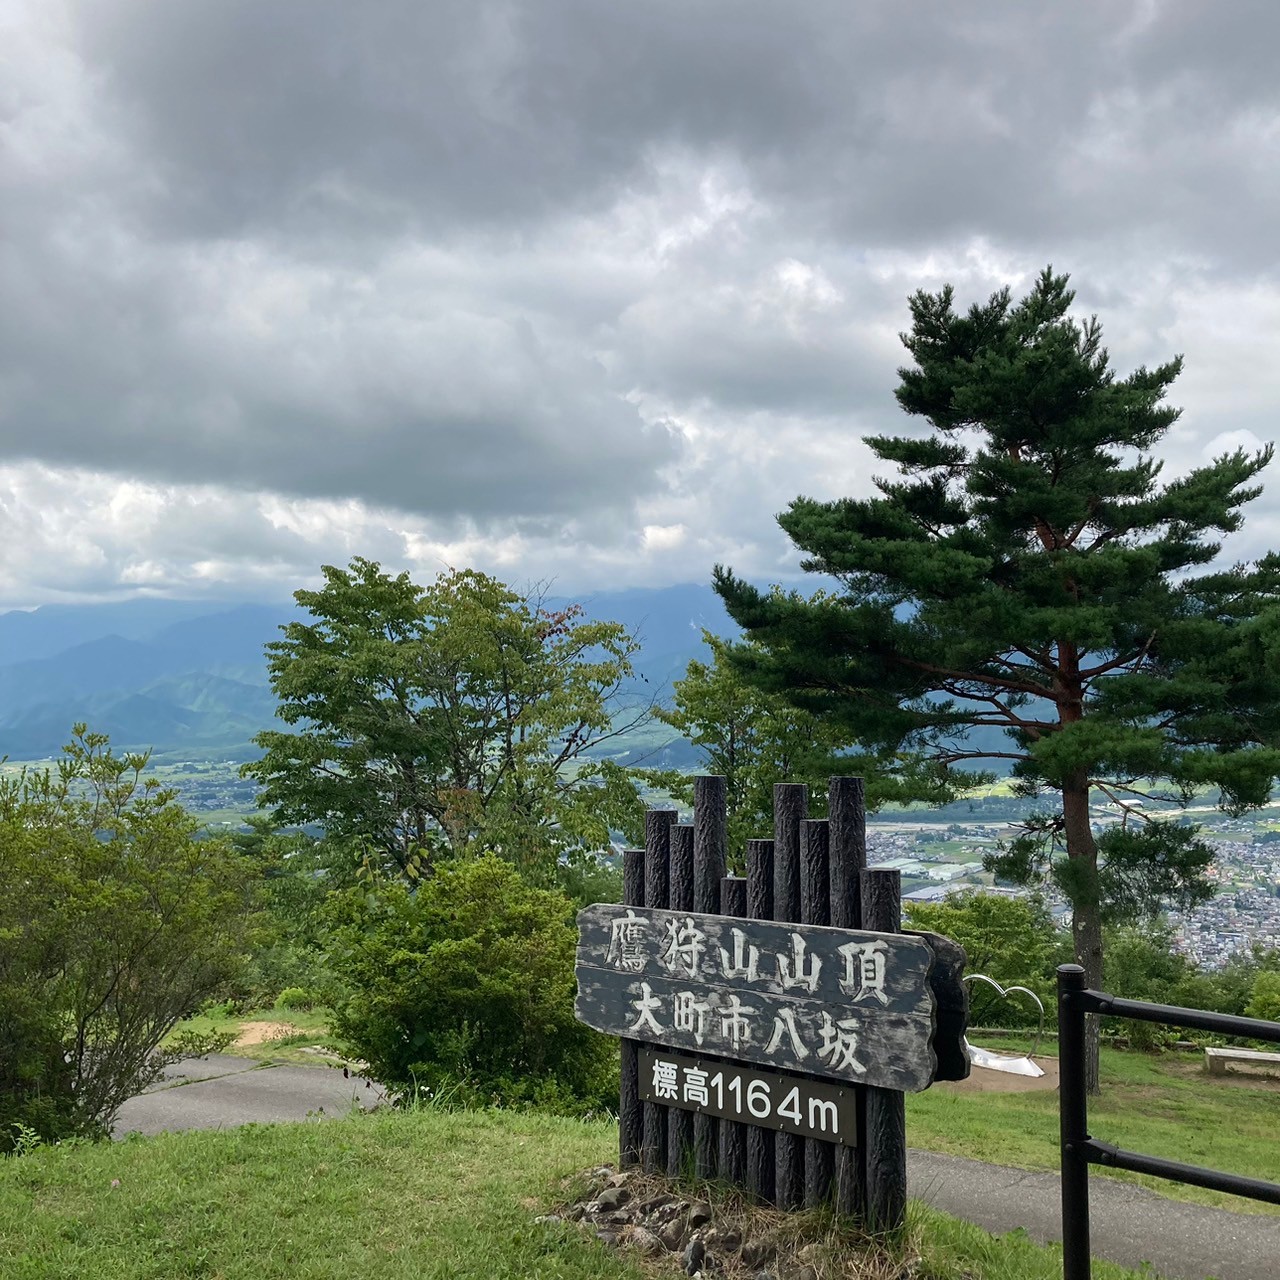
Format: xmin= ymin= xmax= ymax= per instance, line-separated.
xmin=575 ymin=903 xmax=939 ymax=1094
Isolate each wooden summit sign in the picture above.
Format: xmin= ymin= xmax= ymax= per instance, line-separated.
xmin=575 ymin=905 xmax=938 ymax=1093
xmin=579 ymin=776 xmax=968 ymax=1230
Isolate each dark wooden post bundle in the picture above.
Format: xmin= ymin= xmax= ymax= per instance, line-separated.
xmin=619 ymin=847 xmax=645 ymax=1169
xmin=744 ymin=838 xmax=776 ymax=1204
xmin=800 ymin=819 xmax=834 ymax=1209
xmin=772 ymin=782 xmax=808 ymax=1210
xmin=666 ymin=822 xmax=696 ymax=1178
xmin=642 ymin=810 xmax=677 ymax=1174
xmin=692 ymin=775 xmax=727 ymax=1180
xmin=828 ymin=776 xmax=868 ymax=1218
xmin=862 ymin=867 xmax=907 ymax=1231
xmin=615 ymin=774 xmax=913 ymax=1234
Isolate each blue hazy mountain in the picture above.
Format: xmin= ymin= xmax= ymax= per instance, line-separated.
xmin=0 ymin=583 xmax=1021 ymax=772
xmin=0 ymin=586 xmax=730 ymax=762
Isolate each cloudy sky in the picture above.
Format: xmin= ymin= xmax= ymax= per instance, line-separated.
xmin=1 ymin=0 xmax=1277 ymax=608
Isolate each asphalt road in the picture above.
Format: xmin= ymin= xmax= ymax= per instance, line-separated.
xmin=909 ymin=1149 xmax=1280 ymax=1280
xmin=113 ymin=1054 xmax=382 ymax=1137
xmin=114 ymin=1061 xmax=1274 ymax=1279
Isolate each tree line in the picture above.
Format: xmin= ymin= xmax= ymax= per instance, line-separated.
xmin=5 ymin=267 xmax=1280 ymax=1147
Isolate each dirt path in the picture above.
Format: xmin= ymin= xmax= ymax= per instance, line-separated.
xmin=233 ymin=1020 xmax=306 ymax=1047
xmin=940 ymin=1055 xmax=1060 ymax=1093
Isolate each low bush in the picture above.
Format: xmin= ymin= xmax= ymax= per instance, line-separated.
xmin=1245 ymin=970 xmax=1280 ymax=1023
xmin=0 ymin=729 xmax=257 ymax=1149
xmin=326 ymin=854 xmax=616 ymax=1114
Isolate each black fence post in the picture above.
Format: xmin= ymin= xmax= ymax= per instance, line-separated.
xmin=1058 ymin=964 xmax=1092 ymax=1280
xmin=619 ymin=847 xmax=645 ymax=1168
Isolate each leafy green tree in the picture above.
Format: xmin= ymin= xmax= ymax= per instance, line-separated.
xmin=715 ymin=269 xmax=1280 ymax=1089
xmin=228 ymin=817 xmax=350 ymax=1009
xmin=645 ymin=631 xmax=949 ymax=864
xmin=1172 ymin=944 xmax=1280 ymax=1018
xmin=325 ymin=855 xmax=616 ymax=1112
xmin=244 ymin=560 xmax=649 ymax=884
xmin=1245 ymin=971 xmax=1280 ymax=1024
xmin=0 ymin=728 xmax=255 ymax=1148
xmin=1100 ymin=921 xmax=1199 ymax=1048
xmin=904 ymin=891 xmax=1066 ymax=1026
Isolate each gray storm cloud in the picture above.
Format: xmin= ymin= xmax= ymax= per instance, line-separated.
xmin=0 ymin=0 xmax=1277 ymax=602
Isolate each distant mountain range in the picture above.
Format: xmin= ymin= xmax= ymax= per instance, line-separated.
xmin=0 ymin=585 xmax=735 ymax=763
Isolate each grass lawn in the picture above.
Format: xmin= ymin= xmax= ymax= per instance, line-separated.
xmin=0 ymin=1109 xmax=1153 ymax=1280
xmin=907 ymin=1039 xmax=1280 ymax=1215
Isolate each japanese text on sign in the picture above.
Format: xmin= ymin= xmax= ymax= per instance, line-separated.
xmin=575 ymin=904 xmax=939 ymax=1092
xmin=638 ymin=1047 xmax=857 ymax=1146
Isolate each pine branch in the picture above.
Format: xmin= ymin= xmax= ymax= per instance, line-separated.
xmin=902 ymin=656 xmax=1060 ymax=701
xmin=935 ymin=750 xmax=1031 ymax=766
xmin=1078 ymin=633 xmax=1156 ymax=680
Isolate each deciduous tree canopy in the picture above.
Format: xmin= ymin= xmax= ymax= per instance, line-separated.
xmin=245 ymin=559 xmax=649 ymax=882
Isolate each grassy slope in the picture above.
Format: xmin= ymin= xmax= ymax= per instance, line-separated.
xmin=0 ymin=1109 xmax=1152 ymax=1280
xmin=908 ymin=1040 xmax=1280 ymax=1215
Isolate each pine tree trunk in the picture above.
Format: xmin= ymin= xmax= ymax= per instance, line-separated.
xmin=1062 ymin=777 xmax=1103 ymax=1095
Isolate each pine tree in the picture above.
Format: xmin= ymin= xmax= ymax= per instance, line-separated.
xmin=714 ymin=269 xmax=1280 ymax=1091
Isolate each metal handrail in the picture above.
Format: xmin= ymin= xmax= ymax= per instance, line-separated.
xmin=1056 ymin=964 xmax=1280 ymax=1280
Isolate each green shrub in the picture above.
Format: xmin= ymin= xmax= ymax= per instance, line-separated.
xmin=326 ymin=855 xmax=616 ymax=1114
xmin=275 ymin=987 xmax=314 ymax=1011
xmin=0 ymin=729 xmax=257 ymax=1149
xmin=1245 ymin=971 xmax=1280 ymax=1024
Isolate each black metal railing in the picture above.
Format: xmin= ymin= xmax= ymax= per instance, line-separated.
xmin=1056 ymin=964 xmax=1280 ymax=1280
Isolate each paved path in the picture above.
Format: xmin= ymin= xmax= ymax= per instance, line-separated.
xmin=113 ymin=1054 xmax=382 ymax=1137
xmin=909 ymin=1149 xmax=1279 ymax=1280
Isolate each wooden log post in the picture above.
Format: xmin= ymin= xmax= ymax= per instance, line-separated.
xmin=800 ymin=819 xmax=835 ymax=1209
xmin=693 ymin=776 xmax=727 ymax=1180
xmin=773 ymin=782 xmax=807 ymax=1210
xmin=744 ymin=839 xmax=776 ymax=1203
xmin=718 ymin=875 xmax=749 ymax=1186
xmin=862 ymin=867 xmax=907 ymax=1233
xmin=666 ymin=822 xmax=696 ymax=1178
xmin=619 ymin=847 xmax=645 ymax=1168
xmin=828 ymin=776 xmax=868 ymax=1218
xmin=641 ymin=810 xmax=676 ymax=1175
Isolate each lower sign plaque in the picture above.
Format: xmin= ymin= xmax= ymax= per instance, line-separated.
xmin=638 ymin=1047 xmax=857 ymax=1147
